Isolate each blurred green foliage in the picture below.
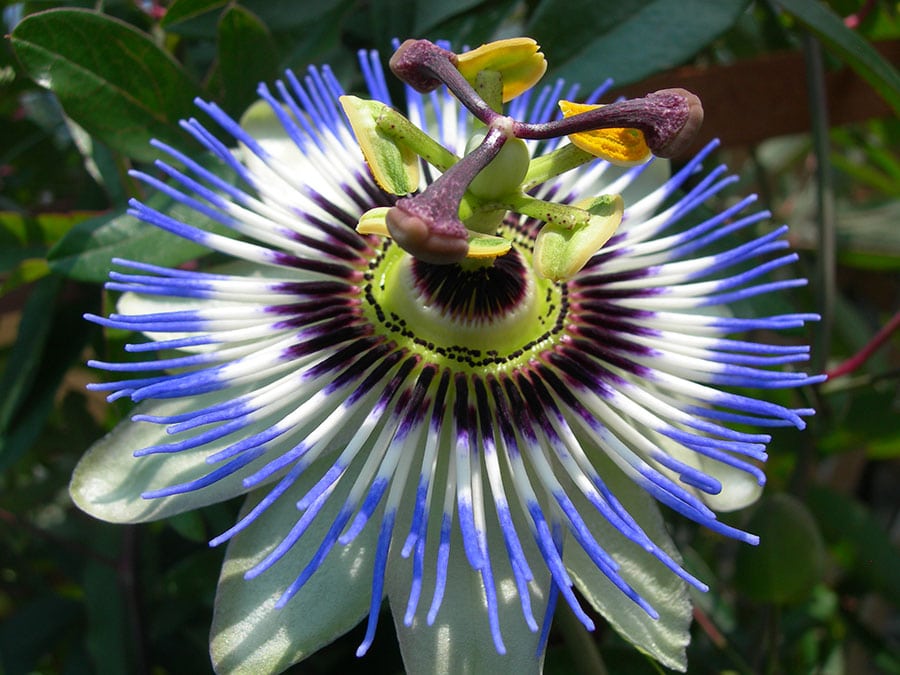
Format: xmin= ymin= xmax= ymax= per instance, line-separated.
xmin=1 ymin=1 xmax=898 ymax=673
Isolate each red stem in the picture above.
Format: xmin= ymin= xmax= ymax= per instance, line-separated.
xmin=844 ymin=0 xmax=877 ymax=29
xmin=826 ymin=309 xmax=900 ymax=380
xmin=693 ymin=605 xmax=727 ymax=648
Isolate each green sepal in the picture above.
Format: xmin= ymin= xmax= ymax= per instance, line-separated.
xmin=563 ymin=446 xmax=693 ymax=672
xmin=533 ymin=194 xmax=623 ymax=281
xmin=69 ymin=389 xmax=282 ymax=523
xmin=387 ymin=499 xmax=550 ymax=675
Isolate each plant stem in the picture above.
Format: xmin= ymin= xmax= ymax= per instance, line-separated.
xmin=826 ymin=309 xmax=900 ymax=380
xmin=557 ymin=602 xmax=608 ymax=675
xmin=803 ymin=33 xmax=835 ymax=375
xmin=120 ymin=525 xmax=149 ymax=675
xmin=693 ymin=606 xmax=757 ymax=675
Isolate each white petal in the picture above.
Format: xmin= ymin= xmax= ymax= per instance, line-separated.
xmin=119 ymin=289 xmax=213 ymax=317
xmin=387 ymin=512 xmax=551 ymax=675
xmin=698 ymin=459 xmax=764 ymax=512
xmin=238 ymin=100 xmax=365 ymax=219
xmin=210 ymin=464 xmax=376 ymax=675
xmin=654 ymin=433 xmax=764 ymax=512
xmin=563 ymin=449 xmax=692 ymax=672
xmin=117 ymin=291 xmax=243 ymax=350
xmin=70 ymin=391 xmax=283 ymax=522
xmin=239 ymin=100 xmax=310 ymax=176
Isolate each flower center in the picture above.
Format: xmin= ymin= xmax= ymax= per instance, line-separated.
xmin=363 ymin=229 xmax=567 ymax=369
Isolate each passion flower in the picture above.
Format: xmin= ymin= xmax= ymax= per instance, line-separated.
xmin=72 ymin=38 xmax=821 ymax=674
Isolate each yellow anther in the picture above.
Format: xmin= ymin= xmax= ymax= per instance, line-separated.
xmin=558 ymin=100 xmax=652 ymax=166
xmin=356 ymin=207 xmax=391 ymax=236
xmin=456 ymin=38 xmax=547 ymax=103
xmin=466 ymin=231 xmax=512 ymax=259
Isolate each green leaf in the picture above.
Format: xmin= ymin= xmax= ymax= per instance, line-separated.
xmin=83 ymin=530 xmax=132 ymax=675
xmin=527 ymin=0 xmax=751 ymax=87
xmin=11 ymin=8 xmax=201 ymax=162
xmin=0 ymin=275 xmax=98 ymax=471
xmin=413 ymin=0 xmax=485 ymax=33
xmin=807 ymin=486 xmax=900 ymax=606
xmin=165 ymin=0 xmax=350 ymax=35
xmin=160 ymin=0 xmax=229 ymax=27
xmin=734 ymin=493 xmax=826 ymax=604
xmin=0 ymin=258 xmax=50 ymax=295
xmin=819 ymin=386 xmax=900 ymax=458
xmin=776 ymin=0 xmax=900 ymax=116
xmin=168 ymin=510 xmax=208 ymax=543
xmin=836 ymin=202 xmax=900 ymax=272
xmin=65 ymin=117 xmax=130 ymax=206
xmin=242 ymin=0 xmax=350 ymax=30
xmin=0 ymin=211 xmax=89 ymax=248
xmin=418 ymin=0 xmax=521 ymax=52
xmin=0 ymin=211 xmax=92 ymax=273
xmin=217 ymin=5 xmax=279 ymax=117
xmin=0 ymin=595 xmax=81 ymax=674
xmin=0 ymin=276 xmax=59 ymax=444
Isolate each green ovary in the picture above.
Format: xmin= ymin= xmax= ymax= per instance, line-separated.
xmin=364 ymin=240 xmax=567 ymax=370
xmin=466 ymin=134 xmax=530 ymax=201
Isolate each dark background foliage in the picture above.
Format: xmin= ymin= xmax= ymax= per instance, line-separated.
xmin=1 ymin=0 xmax=898 ymax=673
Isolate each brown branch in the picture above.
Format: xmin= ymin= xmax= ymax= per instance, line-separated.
xmin=614 ymin=41 xmax=900 ymax=151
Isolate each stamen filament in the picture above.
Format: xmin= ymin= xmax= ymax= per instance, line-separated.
xmin=387 ymin=123 xmax=510 ymax=263
xmin=522 ymin=144 xmax=596 ymax=191
xmin=374 ymin=106 xmax=460 ymax=172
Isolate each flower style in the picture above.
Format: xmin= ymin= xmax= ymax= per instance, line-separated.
xmin=71 ymin=38 xmax=822 ymax=674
